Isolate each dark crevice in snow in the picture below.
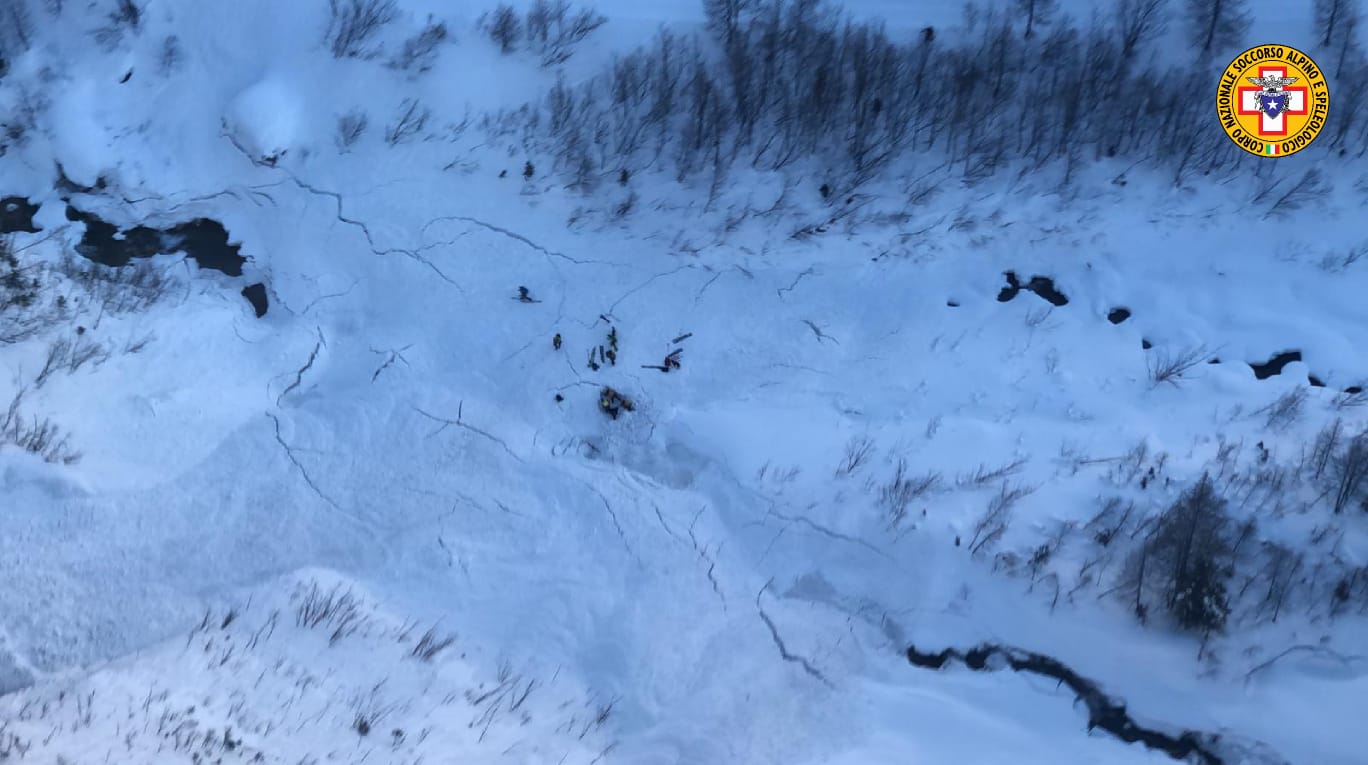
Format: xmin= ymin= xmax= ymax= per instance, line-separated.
xmin=761 ymin=508 xmax=886 ymax=559
xmin=0 ymin=196 xmax=40 ymax=233
xmin=419 ymin=214 xmax=608 ymax=267
xmin=776 ymin=267 xmax=816 ymax=300
xmin=997 ymin=271 xmax=1069 ymax=306
xmin=687 ymin=507 xmax=727 ymax=610
xmin=267 ymin=412 xmax=342 ymax=512
xmin=411 ymin=404 xmax=523 ymax=464
xmin=241 ymin=283 xmax=268 ymax=317
xmin=1107 ymin=307 xmax=1131 ymax=324
xmin=1249 ymin=350 xmax=1302 ymax=380
xmin=64 ymin=206 xmax=247 ymax=276
xmin=277 ymin=330 xmax=324 ymax=406
xmin=278 ymin=175 xmax=465 ymax=290
xmin=757 ymin=582 xmax=831 ymax=687
xmin=608 ymin=264 xmax=697 ymax=313
xmin=905 ymin=642 xmax=1228 ymax=765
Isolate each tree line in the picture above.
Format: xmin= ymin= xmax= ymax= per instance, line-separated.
xmin=522 ymin=0 xmax=1368 ymax=196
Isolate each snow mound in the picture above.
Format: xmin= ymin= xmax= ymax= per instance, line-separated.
xmin=225 ymin=75 xmax=311 ymax=164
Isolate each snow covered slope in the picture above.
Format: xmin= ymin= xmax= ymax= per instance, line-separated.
xmin=2 ymin=1 xmax=1367 ymax=764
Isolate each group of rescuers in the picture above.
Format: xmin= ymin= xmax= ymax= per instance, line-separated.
xmin=550 ymin=325 xmax=681 ymax=420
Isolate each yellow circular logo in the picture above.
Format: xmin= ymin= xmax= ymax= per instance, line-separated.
xmin=1216 ymin=44 xmax=1329 ymax=157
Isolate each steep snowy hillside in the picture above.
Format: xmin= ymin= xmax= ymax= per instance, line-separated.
xmin=2 ymin=1 xmax=1367 ymax=764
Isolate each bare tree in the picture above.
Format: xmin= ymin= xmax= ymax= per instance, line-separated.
xmin=1114 ymin=0 xmax=1168 ymax=58
xmin=969 ymin=481 xmax=1033 ymax=555
xmin=704 ymin=0 xmax=758 ymax=48
xmin=1330 ymin=430 xmax=1368 ymax=514
xmin=1124 ymin=474 xmax=1234 ymax=635
xmin=390 ymin=16 xmax=448 ymax=72
xmin=1148 ymin=344 xmax=1210 ymax=386
xmin=1015 ymin=0 xmax=1057 ymax=39
xmin=483 ymin=3 xmax=521 ymax=53
xmin=385 ymin=98 xmax=429 ymax=145
xmin=0 ymin=0 xmax=34 ymax=55
xmin=1315 ymin=0 xmax=1361 ymax=48
xmin=1188 ymin=0 xmax=1250 ymax=56
xmin=336 ymin=109 xmax=369 ymax=150
xmin=326 ymin=0 xmax=399 ymax=59
xmin=1267 ymin=168 xmax=1332 ymax=217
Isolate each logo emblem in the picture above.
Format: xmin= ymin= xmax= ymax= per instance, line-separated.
xmin=1216 ymin=45 xmax=1329 ymax=157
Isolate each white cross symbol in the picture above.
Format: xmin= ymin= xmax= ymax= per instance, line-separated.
xmin=1239 ymin=67 xmax=1306 ymax=136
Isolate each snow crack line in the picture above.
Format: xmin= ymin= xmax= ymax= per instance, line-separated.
xmin=608 ymin=264 xmax=697 ymax=313
xmin=777 ymin=267 xmax=816 ymax=300
xmin=688 ymin=506 xmax=727 ymax=610
xmin=267 ymin=413 xmax=341 ymax=512
xmin=277 ymin=172 xmax=464 ymax=291
xmin=370 ymin=344 xmax=413 ymax=382
xmin=802 ymin=319 xmax=840 ymax=345
xmin=756 ymin=580 xmax=832 ymax=688
xmin=277 ymin=329 xmax=325 ymax=406
xmin=420 ymin=215 xmax=606 ymax=266
xmin=585 ymin=484 xmax=639 ymax=562
xmin=412 ymin=403 xmax=523 ymax=463
xmin=761 ymin=508 xmax=889 ymax=559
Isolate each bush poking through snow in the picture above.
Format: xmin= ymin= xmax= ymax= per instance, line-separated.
xmin=34 ymin=335 xmax=111 ymax=387
xmin=483 ymin=0 xmax=605 ymax=66
xmin=92 ymin=0 xmax=142 ymax=50
xmin=1265 ymin=168 xmax=1333 ymax=218
xmin=835 ymin=434 xmax=876 ymax=477
xmin=55 ymin=254 xmax=173 ymax=315
xmin=879 ymin=457 xmax=940 ymax=529
xmin=336 ymin=109 xmax=369 ymax=150
xmin=482 ymin=4 xmax=522 ymax=53
xmin=389 ymin=16 xmax=449 ymax=72
xmin=527 ymin=0 xmax=606 ymax=66
xmin=968 ymin=482 xmax=1032 ymax=556
xmin=1259 ymin=388 xmax=1307 ymax=431
xmin=0 ymin=237 xmax=46 ymax=344
xmin=0 ymin=0 xmax=34 ymax=58
xmin=1 ymin=386 xmax=80 ymax=464
xmin=325 ymin=0 xmax=399 ymax=59
xmin=409 ymin=625 xmax=456 ymax=662
xmin=385 ymin=98 xmax=429 ymax=145
xmin=295 ymin=581 xmax=366 ymax=645
xmin=1328 ymin=430 xmax=1368 ymax=514
xmin=1148 ymin=345 xmax=1210 ymax=387
xmin=158 ymin=35 xmax=182 ymax=75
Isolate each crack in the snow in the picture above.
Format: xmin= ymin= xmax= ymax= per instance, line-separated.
xmin=303 ymin=280 xmax=360 ymax=315
xmin=584 ymin=484 xmax=638 ymax=561
xmin=277 ymin=329 xmax=325 ymax=406
xmin=802 ymin=319 xmax=840 ymax=345
xmin=272 ymin=171 xmax=464 ymax=291
xmin=370 ymin=344 xmax=413 ymax=382
xmin=756 ymin=581 xmax=832 ymax=687
xmin=756 ymin=508 xmax=889 ymax=559
xmin=267 ymin=412 xmax=341 ymax=512
xmin=420 ymin=215 xmax=609 ymax=267
xmin=652 ymin=503 xmax=684 ymax=544
xmin=688 ymin=507 xmax=727 ymax=610
xmin=412 ymin=404 xmax=523 ymax=463
xmin=777 ymin=267 xmax=816 ymax=300
xmin=693 ymin=271 xmax=724 ymax=304
xmin=608 ymin=264 xmax=697 ymax=313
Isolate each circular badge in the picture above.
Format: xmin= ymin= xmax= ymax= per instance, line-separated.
xmin=1216 ymin=44 xmax=1329 ymax=157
